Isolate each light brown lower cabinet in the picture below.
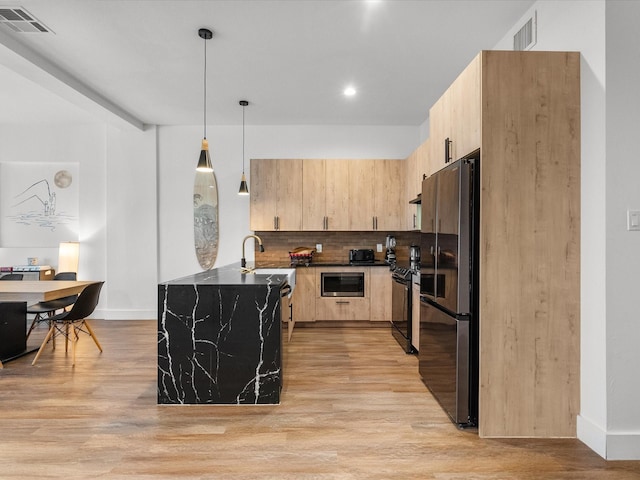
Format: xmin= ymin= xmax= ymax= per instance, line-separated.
xmin=290 ymin=266 xmax=391 ymax=322
xmin=315 ymin=267 xmax=370 ymax=321
xmin=369 ymin=267 xmax=392 ymax=322
xmin=315 ymin=296 xmax=371 ymax=321
xmin=411 ymin=280 xmax=420 ymax=352
xmin=292 ymin=267 xmax=316 ymax=322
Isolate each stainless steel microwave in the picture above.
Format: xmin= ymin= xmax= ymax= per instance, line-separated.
xmin=321 ymin=272 xmax=365 ymax=297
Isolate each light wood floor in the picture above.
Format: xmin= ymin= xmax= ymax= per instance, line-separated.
xmin=1 ymin=320 xmax=639 ymax=479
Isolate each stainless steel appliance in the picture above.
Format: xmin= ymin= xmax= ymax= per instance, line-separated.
xmin=419 ymin=152 xmax=479 ymax=428
xmin=349 ymin=249 xmax=375 ymax=263
xmin=409 ymin=245 xmax=420 ymax=272
xmin=384 ymin=235 xmax=396 ymax=264
xmin=391 ymin=265 xmax=414 ymax=353
xmin=321 ymin=272 xmax=365 ymax=297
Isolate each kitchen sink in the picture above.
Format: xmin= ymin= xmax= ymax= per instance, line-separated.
xmin=244 ymin=268 xmax=296 ymax=294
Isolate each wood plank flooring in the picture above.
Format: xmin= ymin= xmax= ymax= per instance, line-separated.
xmin=1 ymin=320 xmax=639 ymax=479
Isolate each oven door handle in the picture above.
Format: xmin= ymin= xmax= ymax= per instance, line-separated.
xmin=392 ymin=276 xmax=410 ymax=285
xmin=280 ymin=285 xmax=292 ymax=297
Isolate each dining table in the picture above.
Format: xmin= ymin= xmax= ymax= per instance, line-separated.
xmin=0 ymin=280 xmax=99 ymax=367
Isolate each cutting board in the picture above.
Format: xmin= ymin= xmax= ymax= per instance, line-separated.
xmin=193 ymin=170 xmax=219 ymax=270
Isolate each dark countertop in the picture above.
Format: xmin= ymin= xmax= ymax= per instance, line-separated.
xmin=294 ymin=261 xmax=393 ymax=268
xmin=160 ymin=262 xmax=293 ymax=287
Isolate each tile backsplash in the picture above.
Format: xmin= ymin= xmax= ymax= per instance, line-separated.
xmin=253 ymin=231 xmax=421 ymax=266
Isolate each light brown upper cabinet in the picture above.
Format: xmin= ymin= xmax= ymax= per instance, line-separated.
xmin=350 ymin=159 xmax=405 ymax=231
xmin=429 ymin=87 xmax=452 ymax=171
xmin=302 ymin=159 xmax=350 ymax=231
xmin=405 ymin=149 xmax=419 ymax=230
xmin=255 ymin=158 xmax=405 ymax=232
xmin=301 ymin=159 xmax=404 ymax=232
xmin=301 ymin=159 xmax=328 ymax=231
xmin=429 ymin=55 xmax=481 ymax=169
xmin=406 ymin=139 xmax=429 ymax=231
xmin=250 ymin=159 xmax=303 ymax=231
xmin=373 ymin=159 xmax=406 ymax=231
xmin=348 ymin=160 xmax=376 ymax=231
xmin=421 ymin=170 xmax=437 ymax=235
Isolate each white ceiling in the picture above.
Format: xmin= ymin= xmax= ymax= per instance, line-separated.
xmin=0 ymin=0 xmax=534 ymax=129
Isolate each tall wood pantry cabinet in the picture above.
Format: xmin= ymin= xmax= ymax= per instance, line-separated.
xmin=420 ymin=50 xmax=580 ymax=438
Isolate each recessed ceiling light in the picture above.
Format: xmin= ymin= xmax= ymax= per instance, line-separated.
xmin=344 ymin=86 xmax=356 ymax=97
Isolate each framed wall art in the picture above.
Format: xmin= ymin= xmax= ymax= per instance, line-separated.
xmin=0 ymin=162 xmax=79 ymax=247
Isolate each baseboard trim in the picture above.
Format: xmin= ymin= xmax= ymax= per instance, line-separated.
xmin=577 ymin=415 xmax=640 ymax=460
xmin=577 ymin=415 xmax=607 ymax=458
xmin=606 ymin=431 xmax=640 ymax=460
xmin=294 ymin=320 xmax=390 ymax=328
xmin=93 ymin=309 xmax=155 ymax=320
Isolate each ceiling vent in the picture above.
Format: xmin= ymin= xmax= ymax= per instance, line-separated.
xmin=0 ymin=6 xmax=52 ymax=33
xmin=513 ymin=10 xmax=536 ymax=51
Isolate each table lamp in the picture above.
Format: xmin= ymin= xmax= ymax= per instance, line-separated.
xmin=58 ymin=242 xmax=80 ymax=274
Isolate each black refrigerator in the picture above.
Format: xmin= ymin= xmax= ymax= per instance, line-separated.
xmin=419 ymin=152 xmax=479 ymax=428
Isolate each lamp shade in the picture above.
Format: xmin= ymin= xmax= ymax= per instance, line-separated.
xmin=238 ymin=173 xmax=249 ymax=195
xmin=196 ymin=139 xmax=213 ymax=172
xmin=58 ymin=241 xmax=80 ymax=274
xmin=237 ymin=100 xmax=249 ymax=195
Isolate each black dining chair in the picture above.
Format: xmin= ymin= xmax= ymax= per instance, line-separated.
xmin=26 ymin=272 xmax=78 ymax=341
xmin=31 ymin=281 xmax=104 ymax=366
xmin=0 ymin=273 xmax=23 ymax=280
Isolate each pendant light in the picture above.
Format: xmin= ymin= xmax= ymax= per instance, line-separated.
xmin=238 ymin=100 xmax=250 ymax=195
xmin=196 ymin=28 xmax=213 ymax=172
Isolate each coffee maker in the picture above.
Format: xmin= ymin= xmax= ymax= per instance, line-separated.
xmin=410 ymin=245 xmax=420 ymax=272
xmin=385 ymin=235 xmax=396 ymax=264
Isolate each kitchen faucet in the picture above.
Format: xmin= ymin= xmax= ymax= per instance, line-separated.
xmin=241 ymin=234 xmax=264 ymax=268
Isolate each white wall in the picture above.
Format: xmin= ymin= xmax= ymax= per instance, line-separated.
xmin=103 ymin=125 xmax=158 ymax=319
xmin=0 ymin=123 xmax=159 ymax=320
xmin=495 ymin=0 xmax=640 ymax=460
xmin=0 ymin=124 xmax=108 ymax=313
xmin=604 ymin=0 xmax=640 ymax=460
xmin=157 ymin=124 xmax=419 ymax=282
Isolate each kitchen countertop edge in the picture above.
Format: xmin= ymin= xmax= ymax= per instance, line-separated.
xmin=159 ymin=262 xmax=293 ymax=287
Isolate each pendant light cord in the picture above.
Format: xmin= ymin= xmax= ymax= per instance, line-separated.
xmin=203 ymin=37 xmax=207 ymax=139
xmin=242 ymin=103 xmax=245 ymax=174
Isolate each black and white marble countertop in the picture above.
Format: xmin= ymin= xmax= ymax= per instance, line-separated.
xmin=158 ymin=261 xmax=293 ymax=405
xmin=160 ymin=262 xmax=293 ymax=287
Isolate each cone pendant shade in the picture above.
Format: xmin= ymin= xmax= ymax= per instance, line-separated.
xmin=238 ymin=100 xmax=249 ymax=195
xmin=238 ymin=173 xmax=249 ymax=195
xmin=196 ymin=139 xmax=213 ymax=172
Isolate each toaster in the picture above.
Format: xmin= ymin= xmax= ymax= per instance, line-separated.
xmin=349 ymin=249 xmax=375 ymax=263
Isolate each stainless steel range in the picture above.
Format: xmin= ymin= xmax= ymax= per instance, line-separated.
xmin=390 ymin=264 xmax=415 ymax=354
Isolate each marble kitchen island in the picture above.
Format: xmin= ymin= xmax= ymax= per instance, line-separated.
xmin=157 ymin=263 xmax=294 ymax=405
